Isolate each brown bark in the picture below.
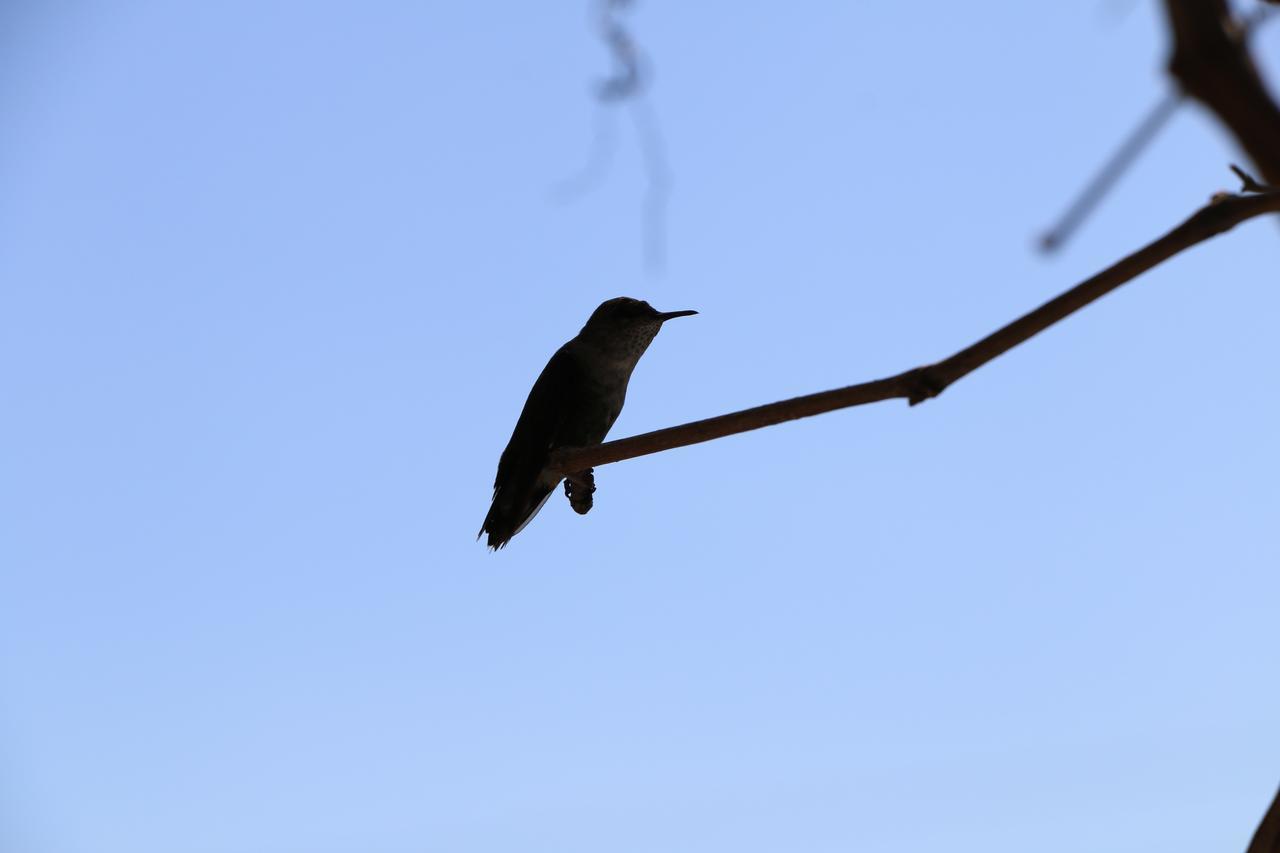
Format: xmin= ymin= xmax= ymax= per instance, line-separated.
xmin=1249 ymin=783 xmax=1280 ymax=850
xmin=1163 ymin=0 xmax=1280 ymax=184
xmin=1249 ymin=785 xmax=1280 ymax=853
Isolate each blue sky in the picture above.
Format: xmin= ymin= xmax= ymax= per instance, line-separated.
xmin=2 ymin=2 xmax=1278 ymax=851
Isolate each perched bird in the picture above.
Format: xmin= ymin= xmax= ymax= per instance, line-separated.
xmin=480 ymin=297 xmax=697 ymax=549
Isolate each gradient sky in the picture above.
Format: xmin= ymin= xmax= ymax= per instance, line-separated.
xmin=2 ymin=2 xmax=1278 ymax=852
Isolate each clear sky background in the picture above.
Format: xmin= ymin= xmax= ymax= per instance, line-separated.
xmin=2 ymin=2 xmax=1278 ymax=852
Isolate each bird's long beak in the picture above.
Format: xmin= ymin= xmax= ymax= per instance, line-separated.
xmin=657 ymin=309 xmax=698 ymax=321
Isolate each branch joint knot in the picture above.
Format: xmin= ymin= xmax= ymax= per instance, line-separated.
xmin=905 ymin=368 xmax=949 ymax=407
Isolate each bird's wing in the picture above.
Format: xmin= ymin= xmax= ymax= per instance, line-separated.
xmin=493 ymin=343 xmax=582 ymax=491
xmin=481 ymin=345 xmax=584 ymax=548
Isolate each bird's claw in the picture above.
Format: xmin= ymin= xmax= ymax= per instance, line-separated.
xmin=564 ymin=468 xmax=596 ymax=515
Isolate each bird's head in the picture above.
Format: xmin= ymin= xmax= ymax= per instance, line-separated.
xmin=577 ymin=297 xmax=698 ymax=360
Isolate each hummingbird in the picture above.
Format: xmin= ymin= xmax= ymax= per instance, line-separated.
xmin=479 ymin=297 xmax=697 ymax=549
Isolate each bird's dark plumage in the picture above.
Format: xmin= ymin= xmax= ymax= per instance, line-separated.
xmin=480 ymin=297 xmax=696 ymax=549
xmin=480 ymin=344 xmax=588 ymax=549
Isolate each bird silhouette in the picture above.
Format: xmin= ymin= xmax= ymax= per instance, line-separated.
xmin=480 ymin=297 xmax=696 ymax=549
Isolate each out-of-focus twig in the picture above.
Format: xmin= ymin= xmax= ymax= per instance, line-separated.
xmin=1040 ymin=4 xmax=1276 ymax=254
xmin=596 ymin=0 xmax=641 ymax=102
xmin=554 ymin=0 xmax=671 ymax=273
xmin=552 ymin=103 xmax=619 ymax=202
xmin=1040 ymin=93 xmax=1181 ymax=252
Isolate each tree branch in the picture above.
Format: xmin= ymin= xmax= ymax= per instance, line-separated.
xmin=1163 ymin=0 xmax=1280 ymax=185
xmin=1249 ymin=784 xmax=1280 ymax=853
xmin=548 ymin=168 xmax=1280 ymax=474
xmin=1041 ymin=3 xmax=1277 ymax=253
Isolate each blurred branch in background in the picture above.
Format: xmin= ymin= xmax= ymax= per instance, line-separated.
xmin=1040 ymin=1 xmax=1277 ymax=252
xmin=1039 ymin=92 xmax=1181 ymax=252
xmin=595 ymin=0 xmax=641 ymax=101
xmin=550 ymin=167 xmax=1280 ymax=473
xmin=553 ymin=0 xmax=670 ymax=273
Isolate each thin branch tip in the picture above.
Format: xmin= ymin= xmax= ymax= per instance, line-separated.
xmin=1230 ymin=163 xmax=1272 ymax=193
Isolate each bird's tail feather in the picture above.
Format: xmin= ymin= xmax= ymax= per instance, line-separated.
xmin=479 ymin=483 xmax=555 ymax=550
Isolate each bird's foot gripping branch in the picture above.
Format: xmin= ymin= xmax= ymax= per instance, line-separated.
xmin=563 ymin=469 xmax=596 ymax=516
